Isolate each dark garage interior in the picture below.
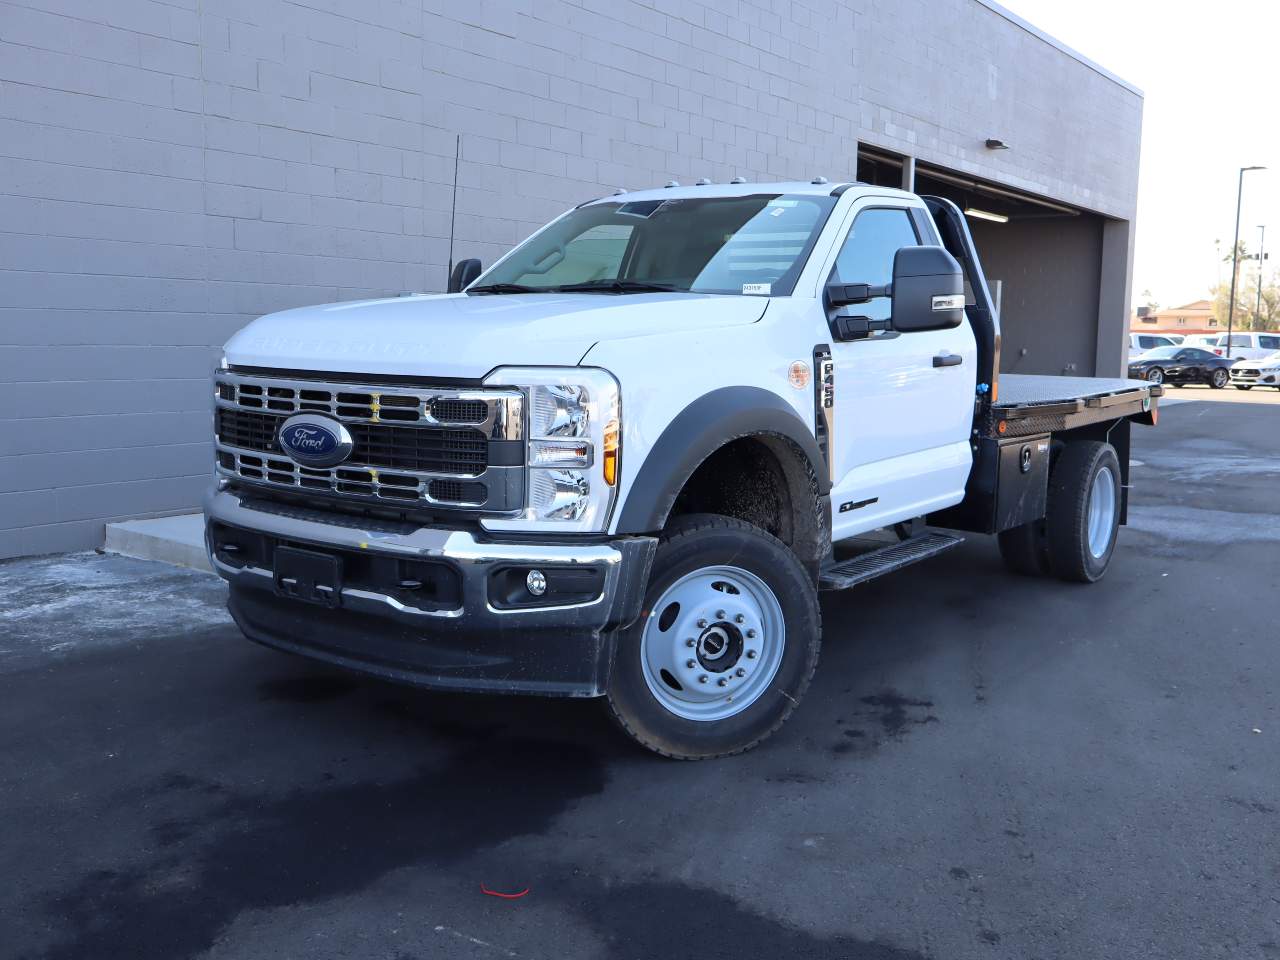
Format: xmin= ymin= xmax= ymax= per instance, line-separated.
xmin=858 ymin=147 xmax=1110 ymax=377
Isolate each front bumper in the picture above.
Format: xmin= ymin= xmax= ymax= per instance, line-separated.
xmin=1229 ymin=369 xmax=1278 ymax=386
xmin=204 ymin=487 xmax=656 ymax=697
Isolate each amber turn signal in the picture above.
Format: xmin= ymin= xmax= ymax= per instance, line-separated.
xmin=602 ymin=419 xmax=620 ymax=485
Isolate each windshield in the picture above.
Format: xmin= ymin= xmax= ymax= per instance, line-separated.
xmin=472 ymin=194 xmax=838 ymax=296
xmin=1138 ymin=346 xmax=1181 ymax=359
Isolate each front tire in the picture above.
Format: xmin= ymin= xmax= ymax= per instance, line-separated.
xmin=1210 ymin=368 xmax=1229 ymax=389
xmin=1146 ymin=367 xmax=1164 ymax=384
xmin=606 ymin=515 xmax=820 ymax=759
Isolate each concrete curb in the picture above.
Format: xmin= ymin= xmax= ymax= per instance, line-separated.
xmin=104 ymin=513 xmax=211 ymax=574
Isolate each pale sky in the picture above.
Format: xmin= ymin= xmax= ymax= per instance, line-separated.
xmin=1001 ymin=0 xmax=1280 ymax=309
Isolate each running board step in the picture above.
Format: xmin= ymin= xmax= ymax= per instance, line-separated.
xmin=819 ymin=531 xmax=964 ymax=591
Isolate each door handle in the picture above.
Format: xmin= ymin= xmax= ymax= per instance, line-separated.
xmin=933 ymin=353 xmax=963 ymax=368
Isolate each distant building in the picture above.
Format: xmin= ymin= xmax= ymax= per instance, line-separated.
xmin=1132 ymin=300 xmax=1218 ymax=335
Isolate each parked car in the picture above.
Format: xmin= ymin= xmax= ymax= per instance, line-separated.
xmin=1229 ymin=351 xmax=1280 ymax=390
xmin=1205 ymin=331 xmax=1280 ymax=360
xmin=1128 ymin=332 xmax=1179 ymax=359
xmin=1127 ymin=346 xmax=1234 ymax=388
xmin=1183 ymin=333 xmax=1221 ymax=348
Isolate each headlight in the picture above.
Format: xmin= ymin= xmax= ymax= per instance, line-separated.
xmin=480 ymin=367 xmax=620 ymax=533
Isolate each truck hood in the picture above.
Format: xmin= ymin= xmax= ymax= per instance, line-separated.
xmin=223 ymin=292 xmax=767 ymax=379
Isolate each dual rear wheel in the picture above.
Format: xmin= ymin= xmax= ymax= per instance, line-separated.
xmin=998 ymin=440 xmax=1121 ymax=583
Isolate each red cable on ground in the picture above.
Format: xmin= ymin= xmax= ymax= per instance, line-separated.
xmin=480 ymin=883 xmax=530 ymax=899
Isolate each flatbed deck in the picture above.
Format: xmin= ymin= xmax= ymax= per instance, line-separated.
xmin=986 ymin=374 xmax=1160 ymax=438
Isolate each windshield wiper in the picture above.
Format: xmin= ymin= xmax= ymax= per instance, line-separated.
xmin=466 ymin=283 xmax=549 ymax=295
xmin=554 ymin=279 xmax=680 ymax=294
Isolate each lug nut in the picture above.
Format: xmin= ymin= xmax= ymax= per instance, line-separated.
xmin=716 ymin=609 xmax=726 ymax=619
xmin=746 ymin=649 xmax=758 ymax=659
xmin=734 ymin=613 xmax=745 ymax=624
xmin=686 ymin=659 xmax=696 ymax=669
xmin=685 ymin=638 xmax=696 ymax=647
xmin=696 ymin=619 xmax=708 ymax=629
xmin=717 ymin=677 xmax=728 ymax=687
xmin=698 ymin=674 xmax=708 ymax=684
xmin=736 ymin=667 xmax=746 ymax=677
xmin=746 ymin=629 xmax=757 ymax=639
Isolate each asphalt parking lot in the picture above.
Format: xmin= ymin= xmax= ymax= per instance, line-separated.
xmin=4 ymin=399 xmax=1279 ymax=960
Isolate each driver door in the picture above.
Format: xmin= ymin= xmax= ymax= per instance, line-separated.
xmin=820 ymin=199 xmax=977 ymax=540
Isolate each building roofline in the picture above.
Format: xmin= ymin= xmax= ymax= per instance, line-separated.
xmin=973 ymin=0 xmax=1144 ymax=98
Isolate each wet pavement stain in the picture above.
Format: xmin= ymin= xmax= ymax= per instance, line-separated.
xmin=858 ymin=690 xmax=938 ymax=737
xmin=35 ymin=739 xmax=606 ymax=960
xmin=829 ymin=690 xmax=939 ymax=756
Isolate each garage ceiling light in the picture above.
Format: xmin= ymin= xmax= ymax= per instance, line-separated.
xmin=964 ymin=207 xmax=1009 ymax=223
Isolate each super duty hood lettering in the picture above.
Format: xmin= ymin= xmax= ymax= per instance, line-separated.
xmin=223 ymin=292 xmax=767 ymax=379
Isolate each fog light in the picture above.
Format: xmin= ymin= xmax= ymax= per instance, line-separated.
xmin=526 ymin=569 xmax=547 ymax=596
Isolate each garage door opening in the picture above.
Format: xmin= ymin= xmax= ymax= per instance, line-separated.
xmin=857 ymin=146 xmax=1108 ymax=377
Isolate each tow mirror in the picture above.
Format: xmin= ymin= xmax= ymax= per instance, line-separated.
xmin=890 ymin=245 xmax=965 ymax=332
xmin=448 ymin=258 xmax=483 ymax=293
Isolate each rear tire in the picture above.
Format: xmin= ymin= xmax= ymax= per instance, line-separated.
xmin=1045 ymin=441 xmax=1121 ymax=583
xmin=1210 ymin=368 xmax=1229 ymax=389
xmin=606 ymin=515 xmax=820 ymax=759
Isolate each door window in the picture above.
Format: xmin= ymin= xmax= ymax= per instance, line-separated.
xmin=831 ymin=208 xmax=920 ymax=321
xmin=1259 ymin=335 xmax=1280 ymax=350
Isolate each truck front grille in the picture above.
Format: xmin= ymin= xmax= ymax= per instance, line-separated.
xmin=215 ymin=408 xmax=488 ymax=475
xmin=213 ymin=370 xmax=524 ymax=511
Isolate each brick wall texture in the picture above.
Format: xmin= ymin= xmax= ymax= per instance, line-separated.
xmin=0 ymin=0 xmax=1142 ymax=556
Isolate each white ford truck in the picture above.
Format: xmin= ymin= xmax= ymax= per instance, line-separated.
xmin=205 ymin=180 xmax=1160 ymax=758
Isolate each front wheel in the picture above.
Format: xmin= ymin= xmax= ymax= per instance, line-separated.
xmin=1146 ymin=367 xmax=1164 ymax=384
xmin=606 ymin=515 xmax=821 ymax=759
xmin=1210 ymin=368 xmax=1230 ymax=389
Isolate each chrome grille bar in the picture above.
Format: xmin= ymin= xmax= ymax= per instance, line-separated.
xmin=213 ymin=370 xmax=524 ymax=439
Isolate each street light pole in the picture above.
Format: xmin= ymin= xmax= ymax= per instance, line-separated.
xmin=1255 ymin=224 xmax=1266 ymax=326
xmin=1226 ymin=166 xmax=1265 ymax=356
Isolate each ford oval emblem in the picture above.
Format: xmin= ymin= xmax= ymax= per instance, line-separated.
xmin=277 ymin=414 xmax=353 ymax=468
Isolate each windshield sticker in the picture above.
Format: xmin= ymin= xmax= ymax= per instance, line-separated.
xmin=770 ymin=207 xmax=786 ymax=217
xmin=742 ymin=283 xmax=772 ymax=296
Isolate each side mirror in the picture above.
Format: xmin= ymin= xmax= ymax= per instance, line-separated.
xmin=448 ymin=258 xmax=483 ymax=293
xmin=890 ymin=245 xmax=965 ymax=332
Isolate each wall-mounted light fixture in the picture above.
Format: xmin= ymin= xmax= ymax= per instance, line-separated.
xmin=985 ymin=138 xmax=1010 ymax=150
xmin=964 ymin=207 xmax=1009 ymax=223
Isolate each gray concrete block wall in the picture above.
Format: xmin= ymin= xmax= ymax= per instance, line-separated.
xmin=0 ymin=0 xmax=1142 ymax=557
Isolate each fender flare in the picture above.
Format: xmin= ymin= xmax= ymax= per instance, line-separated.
xmin=613 ymin=386 xmax=830 ymax=534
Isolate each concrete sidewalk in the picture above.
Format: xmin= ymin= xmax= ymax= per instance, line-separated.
xmin=104 ymin=513 xmax=209 ymax=573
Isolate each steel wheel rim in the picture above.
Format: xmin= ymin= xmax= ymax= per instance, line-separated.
xmin=640 ymin=565 xmax=786 ymax=722
xmin=1087 ymin=465 xmax=1118 ymax=559
xmin=1213 ymin=369 xmax=1228 ymax=387
xmin=1147 ymin=368 xmax=1163 ymax=383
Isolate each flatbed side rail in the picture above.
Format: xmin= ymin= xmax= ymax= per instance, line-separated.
xmin=986 ymin=383 xmax=1160 ymax=439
